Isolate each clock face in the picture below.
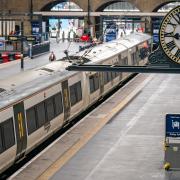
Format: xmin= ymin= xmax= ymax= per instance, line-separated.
xmin=160 ymin=6 xmax=180 ymax=64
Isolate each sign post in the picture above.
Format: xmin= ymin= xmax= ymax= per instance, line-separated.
xmin=7 ymin=34 xmax=36 ymax=66
xmin=164 ymin=114 xmax=180 ymax=170
xmin=21 ymin=21 xmax=24 ymax=69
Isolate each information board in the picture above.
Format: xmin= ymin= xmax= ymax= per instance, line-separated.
xmin=26 ymin=36 xmax=36 ymax=42
xmin=0 ymin=37 xmax=5 ymax=47
xmin=8 ymin=35 xmax=21 ymax=41
xmin=151 ymin=17 xmax=163 ymax=50
xmin=166 ymin=114 xmax=180 ymax=137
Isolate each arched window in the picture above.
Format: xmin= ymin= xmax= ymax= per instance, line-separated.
xmin=51 ymin=2 xmax=83 ymax=11
xmin=103 ymin=2 xmax=139 ymax=12
xmin=157 ymin=2 xmax=180 ymax=12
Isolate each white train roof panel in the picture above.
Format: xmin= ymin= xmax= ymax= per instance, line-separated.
xmin=0 ymin=33 xmax=151 ymax=110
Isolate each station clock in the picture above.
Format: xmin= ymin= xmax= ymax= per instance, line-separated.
xmin=160 ymin=6 xmax=180 ymax=64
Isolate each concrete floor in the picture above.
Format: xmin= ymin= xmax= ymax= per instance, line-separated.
xmin=51 ymin=74 xmax=180 ymax=180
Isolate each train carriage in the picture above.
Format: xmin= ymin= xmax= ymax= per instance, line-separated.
xmin=0 ymin=32 xmax=151 ymax=173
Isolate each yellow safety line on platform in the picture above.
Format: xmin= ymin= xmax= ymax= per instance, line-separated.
xmin=37 ymin=75 xmax=153 ymax=180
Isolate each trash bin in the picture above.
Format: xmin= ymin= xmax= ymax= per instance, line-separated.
xmin=2 ymin=52 xmax=9 ymax=63
xmin=15 ymin=52 xmax=21 ymax=60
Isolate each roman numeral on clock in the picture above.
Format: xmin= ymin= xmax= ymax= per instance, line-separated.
xmin=164 ymin=32 xmax=174 ymax=37
xmin=166 ymin=41 xmax=176 ymax=51
xmin=167 ymin=21 xmax=177 ymax=28
xmin=175 ymin=49 xmax=180 ymax=58
xmin=172 ymin=13 xmax=180 ymax=24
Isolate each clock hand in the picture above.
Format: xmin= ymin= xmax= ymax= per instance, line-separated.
xmin=174 ymin=33 xmax=180 ymax=40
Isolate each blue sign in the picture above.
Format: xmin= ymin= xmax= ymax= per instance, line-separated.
xmin=166 ymin=114 xmax=180 ymax=137
xmin=105 ymin=23 xmax=117 ymax=42
xmin=105 ymin=33 xmax=117 ymax=42
xmin=32 ymin=21 xmax=40 ymax=36
xmin=31 ymin=21 xmax=42 ymax=43
xmin=153 ymin=34 xmax=159 ymax=44
xmin=152 ymin=17 xmax=163 ymax=46
xmin=0 ymin=37 xmax=5 ymax=47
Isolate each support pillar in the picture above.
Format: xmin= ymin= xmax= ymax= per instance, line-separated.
xmin=24 ymin=18 xmax=32 ymax=35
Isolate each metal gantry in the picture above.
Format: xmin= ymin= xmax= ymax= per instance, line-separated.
xmin=66 ymin=64 xmax=180 ymax=74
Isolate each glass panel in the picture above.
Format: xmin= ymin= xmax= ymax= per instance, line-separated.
xmin=104 ymin=72 xmax=109 ymax=84
xmin=54 ymin=93 xmax=63 ymax=116
xmin=3 ymin=118 xmax=15 ymax=150
xmin=108 ymin=72 xmax=112 ymax=82
xmin=112 ymin=72 xmax=116 ymax=79
xmin=51 ymin=2 xmax=83 ymax=11
xmin=89 ymin=77 xmax=94 ymax=93
xmin=27 ymin=107 xmax=37 ymax=135
xmin=0 ymin=129 xmax=3 ymax=153
xmin=70 ymin=85 xmax=77 ymax=106
xmin=36 ymin=102 xmax=46 ymax=127
xmin=158 ymin=2 xmax=180 ymax=12
xmin=104 ymin=2 xmax=139 ymax=12
xmin=46 ymin=98 xmax=55 ymax=121
xmin=76 ymin=82 xmax=82 ymax=102
xmin=94 ymin=75 xmax=99 ymax=90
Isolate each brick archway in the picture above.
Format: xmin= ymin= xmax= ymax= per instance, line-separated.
xmin=94 ymin=0 xmax=178 ymax=12
xmin=3 ymin=0 xmax=178 ymax=13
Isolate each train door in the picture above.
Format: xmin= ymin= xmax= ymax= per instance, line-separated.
xmin=13 ymin=101 xmax=27 ymax=161
xmin=62 ymin=80 xmax=71 ymax=123
xmin=136 ymin=46 xmax=139 ymax=65
xmin=118 ymin=54 xmax=122 ymax=81
xmin=99 ymin=72 xmax=104 ymax=95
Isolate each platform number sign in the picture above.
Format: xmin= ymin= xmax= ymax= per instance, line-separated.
xmin=166 ymin=114 xmax=180 ymax=137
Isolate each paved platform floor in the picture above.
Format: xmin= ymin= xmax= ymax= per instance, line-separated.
xmin=50 ymin=73 xmax=180 ymax=180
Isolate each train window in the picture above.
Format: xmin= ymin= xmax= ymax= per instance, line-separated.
xmin=27 ymin=107 xmax=37 ymax=135
xmin=94 ymin=74 xmax=99 ymax=90
xmin=112 ymin=72 xmax=115 ymax=79
xmin=46 ymin=98 xmax=55 ymax=121
xmin=121 ymin=57 xmax=128 ymax=65
xmin=0 ymin=130 xmax=3 ymax=153
xmin=70 ymin=87 xmax=76 ymax=106
xmin=54 ymin=93 xmax=63 ymax=115
xmin=109 ymin=72 xmax=112 ymax=81
xmin=89 ymin=77 xmax=94 ymax=93
xmin=36 ymin=102 xmax=46 ymax=128
xmin=2 ymin=118 xmax=15 ymax=150
xmin=131 ymin=53 xmax=136 ymax=65
xmin=104 ymin=72 xmax=108 ymax=84
xmin=70 ymin=81 xmax=82 ymax=106
xmin=76 ymin=82 xmax=82 ymax=102
xmin=89 ymin=74 xmax=99 ymax=93
xmin=104 ymin=72 xmax=112 ymax=84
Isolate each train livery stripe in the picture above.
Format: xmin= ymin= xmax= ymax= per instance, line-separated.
xmin=13 ymin=102 xmax=27 ymax=160
xmin=62 ymin=80 xmax=71 ymax=122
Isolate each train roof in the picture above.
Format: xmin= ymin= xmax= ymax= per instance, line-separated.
xmin=0 ymin=61 xmax=75 ymax=109
xmin=72 ymin=32 xmax=151 ymax=64
xmin=0 ymin=33 xmax=151 ymax=110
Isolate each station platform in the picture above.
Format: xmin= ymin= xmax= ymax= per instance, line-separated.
xmin=0 ymin=40 xmax=85 ymax=80
xmin=9 ymin=73 xmax=180 ymax=180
